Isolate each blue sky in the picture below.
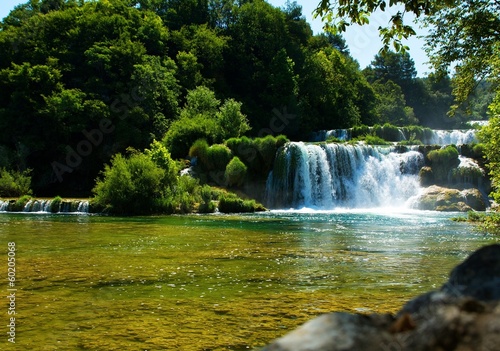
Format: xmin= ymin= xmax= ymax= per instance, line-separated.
xmin=0 ymin=0 xmax=431 ymax=75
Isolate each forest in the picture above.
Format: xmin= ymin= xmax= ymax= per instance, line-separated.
xmin=0 ymin=0 xmax=494 ymax=214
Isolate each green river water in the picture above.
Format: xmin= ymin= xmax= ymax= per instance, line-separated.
xmin=0 ymin=210 xmax=498 ymax=350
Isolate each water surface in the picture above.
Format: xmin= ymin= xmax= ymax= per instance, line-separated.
xmin=0 ymin=210 xmax=497 ymax=350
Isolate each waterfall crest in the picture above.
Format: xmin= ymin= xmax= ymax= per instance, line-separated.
xmin=265 ymin=142 xmax=424 ymax=210
xmin=312 ymin=128 xmax=478 ymax=146
xmin=0 ymin=199 xmax=90 ymax=213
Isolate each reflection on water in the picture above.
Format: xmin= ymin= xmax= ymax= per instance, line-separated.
xmin=0 ymin=210 xmax=497 ymax=350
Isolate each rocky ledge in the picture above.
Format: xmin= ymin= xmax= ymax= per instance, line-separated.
xmin=261 ymin=244 xmax=500 ymax=351
xmin=413 ymin=185 xmax=488 ymax=212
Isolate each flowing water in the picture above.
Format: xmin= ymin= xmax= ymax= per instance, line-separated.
xmin=0 ymin=211 xmax=498 ymax=350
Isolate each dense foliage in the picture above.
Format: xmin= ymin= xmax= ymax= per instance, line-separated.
xmin=0 ymin=0 xmax=489 ymax=207
xmin=316 ymin=0 xmax=500 ymax=223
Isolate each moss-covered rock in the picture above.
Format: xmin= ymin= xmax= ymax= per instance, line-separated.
xmin=414 ymin=185 xmax=487 ymax=212
xmin=418 ymin=166 xmax=434 ymax=186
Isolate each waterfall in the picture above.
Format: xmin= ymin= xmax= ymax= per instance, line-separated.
xmin=314 ymin=128 xmax=478 ymax=145
xmin=265 ymin=142 xmax=424 ymax=210
xmin=0 ymin=199 xmax=90 ymax=213
xmin=422 ymin=130 xmax=477 ymax=145
xmin=76 ymin=201 xmax=89 ymax=213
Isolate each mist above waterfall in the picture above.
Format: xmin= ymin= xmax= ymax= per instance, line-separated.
xmin=265 ymin=142 xmax=425 ymax=210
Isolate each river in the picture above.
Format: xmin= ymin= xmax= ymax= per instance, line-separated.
xmin=0 ymin=210 xmax=497 ymax=350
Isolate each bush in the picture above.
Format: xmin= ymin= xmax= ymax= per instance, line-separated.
xmin=50 ymin=196 xmax=62 ymax=213
xmin=361 ymin=135 xmax=391 ymax=145
xmin=427 ymin=145 xmax=460 ymax=184
xmin=198 ymin=184 xmax=217 ymax=213
xmin=375 ymin=123 xmax=401 ymax=141
xmin=206 ymin=144 xmax=232 ymax=171
xmin=0 ymin=168 xmax=32 ymax=197
xmin=189 ymin=139 xmax=209 ymax=165
xmin=398 ymin=139 xmax=423 ymax=146
xmin=163 ymin=116 xmax=221 ymax=159
xmin=225 ymin=135 xmax=289 ymax=178
xmin=351 ymin=125 xmax=370 ymax=138
xmin=175 ymin=175 xmax=201 ymax=213
xmin=225 ymin=136 xmax=260 ymax=170
xmin=11 ymin=195 xmax=32 ymax=211
xmin=92 ymin=153 xmax=168 ymax=215
xmin=225 ymin=157 xmax=247 ymax=187
xmin=218 ymin=193 xmax=261 ymax=213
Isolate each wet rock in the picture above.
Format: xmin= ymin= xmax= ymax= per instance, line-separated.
xmin=260 ymin=244 xmax=500 ymax=351
xmin=414 ymin=185 xmax=487 ymax=211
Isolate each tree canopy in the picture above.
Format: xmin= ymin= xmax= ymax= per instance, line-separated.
xmin=0 ymin=0 xmax=488 ymax=198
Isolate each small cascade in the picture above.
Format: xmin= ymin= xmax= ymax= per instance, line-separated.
xmin=21 ymin=199 xmax=53 ymax=212
xmin=23 ymin=200 xmax=33 ymax=212
xmin=313 ymin=127 xmax=478 ymax=145
xmin=266 ymin=142 xmax=424 ymax=209
xmin=0 ymin=199 xmax=90 ymax=214
xmin=450 ymin=156 xmax=486 ymax=187
xmin=311 ymin=129 xmax=351 ymax=142
xmin=422 ymin=130 xmax=478 ymax=145
xmin=76 ymin=201 xmax=89 ymax=213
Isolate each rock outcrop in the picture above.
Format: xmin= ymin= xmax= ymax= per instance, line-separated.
xmin=261 ymin=244 xmax=500 ymax=351
xmin=413 ymin=185 xmax=488 ymax=212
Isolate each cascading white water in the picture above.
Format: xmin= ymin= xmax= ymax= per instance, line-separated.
xmin=422 ymin=130 xmax=477 ymax=145
xmin=265 ymin=142 xmax=425 ymax=210
xmin=76 ymin=201 xmax=89 ymax=213
xmin=0 ymin=199 xmax=90 ymax=213
xmin=314 ymin=128 xmax=478 ymax=146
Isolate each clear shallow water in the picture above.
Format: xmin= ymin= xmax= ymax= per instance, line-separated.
xmin=0 ymin=210 xmax=497 ymax=350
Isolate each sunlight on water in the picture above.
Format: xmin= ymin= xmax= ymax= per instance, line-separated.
xmin=0 ymin=212 xmax=498 ymax=350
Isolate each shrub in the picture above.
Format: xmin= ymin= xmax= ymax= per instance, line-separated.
xmin=427 ymin=145 xmax=460 ymax=184
xmin=351 ymin=125 xmax=370 ymax=138
xmin=256 ymin=135 xmax=280 ymax=172
xmin=361 ymin=135 xmax=391 ymax=145
xmin=218 ymin=193 xmax=258 ymax=213
xmin=225 ymin=157 xmax=247 ymax=187
xmin=0 ymin=169 xmax=32 ymax=197
xmin=225 ymin=136 xmax=260 ymax=170
xmin=398 ymin=139 xmax=423 ymax=146
xmin=204 ymin=144 xmax=233 ymax=171
xmin=175 ymin=175 xmax=201 ymax=213
xmin=92 ymin=153 xmax=168 ymax=215
xmin=12 ymin=195 xmax=32 ymax=211
xmin=198 ymin=184 xmax=217 ymax=213
xmin=163 ymin=116 xmax=221 ymax=159
xmin=376 ymin=123 xmax=401 ymax=141
xmin=189 ymin=139 xmax=209 ymax=165
xmin=225 ymin=135 xmax=289 ymax=178
xmin=50 ymin=196 xmax=62 ymax=213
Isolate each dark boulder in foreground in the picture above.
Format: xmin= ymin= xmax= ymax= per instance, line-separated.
xmin=261 ymin=244 xmax=500 ymax=351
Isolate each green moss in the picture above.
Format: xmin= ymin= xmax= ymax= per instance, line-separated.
xmin=218 ymin=193 xmax=266 ymax=213
xmin=225 ymin=156 xmax=247 ymax=188
xmin=50 ymin=196 xmax=63 ymax=213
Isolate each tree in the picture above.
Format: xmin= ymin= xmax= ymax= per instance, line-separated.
xmin=313 ymin=0 xmax=446 ymax=53
xmin=163 ymin=86 xmax=249 ymax=158
xmin=298 ymin=48 xmax=377 ymax=132
xmin=371 ymin=80 xmax=417 ymax=126
xmin=423 ymin=0 xmax=500 ymax=111
xmin=314 ymin=0 xmax=500 ymax=203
